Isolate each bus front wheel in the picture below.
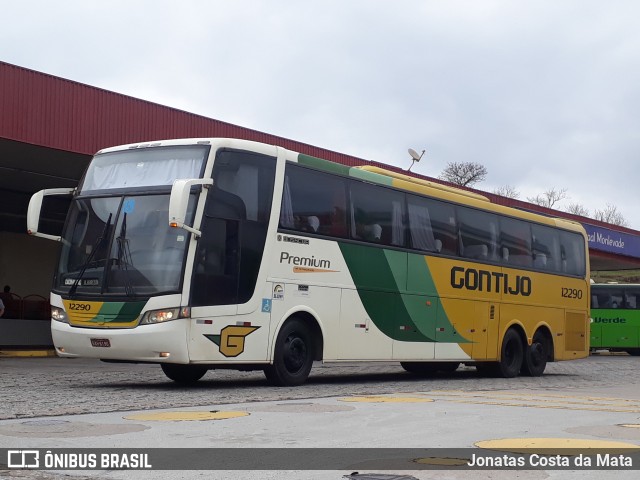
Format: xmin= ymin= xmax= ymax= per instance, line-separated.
xmin=161 ymin=363 xmax=208 ymax=384
xmin=264 ymin=318 xmax=314 ymax=387
xmin=497 ymin=328 xmax=524 ymax=378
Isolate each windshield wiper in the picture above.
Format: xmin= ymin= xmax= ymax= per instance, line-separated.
xmin=115 ymin=212 xmax=135 ymax=297
xmin=69 ymin=213 xmax=112 ymax=297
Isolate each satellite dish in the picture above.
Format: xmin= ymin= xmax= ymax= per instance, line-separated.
xmin=407 ymin=147 xmax=425 ymax=171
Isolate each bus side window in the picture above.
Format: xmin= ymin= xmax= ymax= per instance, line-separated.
xmin=530 ymin=224 xmax=561 ymax=272
xmin=559 ymin=230 xmax=586 ymax=276
xmin=596 ymin=293 xmax=609 ymax=308
xmin=407 ymin=198 xmax=437 ymax=252
xmin=194 ymin=149 xmax=276 ymax=307
xmin=457 ymin=207 xmax=498 ymax=261
xmin=207 ymin=187 xmax=246 ymax=221
xmin=500 ymin=217 xmax=532 ymax=267
xmin=213 ymin=149 xmax=275 ymax=223
xmin=280 ymin=164 xmax=348 ymax=238
xmin=415 ymin=198 xmax=456 ymax=255
xmin=349 ymin=180 xmax=406 ymax=247
xmin=625 ymin=289 xmax=640 ymax=309
xmin=329 ymin=206 xmax=348 ymax=237
xmin=604 ymin=291 xmax=623 ymax=308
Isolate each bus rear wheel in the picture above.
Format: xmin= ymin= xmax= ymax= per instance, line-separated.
xmin=264 ymin=318 xmax=314 ymax=387
xmin=161 ymin=363 xmax=208 ymax=384
xmin=497 ymin=328 xmax=524 ymax=378
xmin=521 ymin=330 xmax=549 ymax=376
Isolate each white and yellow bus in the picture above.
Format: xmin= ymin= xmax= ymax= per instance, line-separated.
xmin=28 ymin=138 xmax=590 ymax=385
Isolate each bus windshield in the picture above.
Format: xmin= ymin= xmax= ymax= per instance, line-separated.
xmin=52 ymin=144 xmax=207 ymax=297
xmin=55 ymin=193 xmax=196 ymax=297
xmin=80 ymin=145 xmax=207 ymax=192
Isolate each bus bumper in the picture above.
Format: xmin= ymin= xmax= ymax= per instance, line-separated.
xmin=51 ymin=320 xmax=190 ymax=363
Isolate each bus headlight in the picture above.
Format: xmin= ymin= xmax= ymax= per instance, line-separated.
xmin=51 ymin=306 xmax=69 ymax=323
xmin=140 ymin=308 xmax=182 ymax=325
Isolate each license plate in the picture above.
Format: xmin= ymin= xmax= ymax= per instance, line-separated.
xmin=90 ymin=338 xmax=111 ymax=348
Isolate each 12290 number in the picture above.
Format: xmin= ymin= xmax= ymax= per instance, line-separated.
xmin=561 ymin=288 xmax=583 ymax=299
xmin=69 ymin=303 xmax=92 ymax=311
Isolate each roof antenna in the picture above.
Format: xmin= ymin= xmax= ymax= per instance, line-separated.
xmin=407 ymin=148 xmax=425 ymax=172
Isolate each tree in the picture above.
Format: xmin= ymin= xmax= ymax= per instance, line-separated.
xmin=526 ymin=187 xmax=568 ymax=209
xmin=439 ymin=162 xmax=487 ymax=187
xmin=493 ymin=185 xmax=520 ymax=199
xmin=594 ymin=204 xmax=628 ymax=227
xmin=565 ymin=203 xmax=590 ymax=217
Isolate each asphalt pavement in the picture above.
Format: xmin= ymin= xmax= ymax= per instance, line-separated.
xmin=1 ymin=354 xmax=640 ymax=480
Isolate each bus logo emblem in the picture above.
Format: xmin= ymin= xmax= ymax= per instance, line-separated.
xmin=204 ymin=325 xmax=260 ymax=357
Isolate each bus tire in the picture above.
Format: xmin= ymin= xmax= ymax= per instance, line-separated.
xmin=161 ymin=363 xmax=208 ymax=384
xmin=521 ymin=330 xmax=549 ymax=377
xmin=264 ymin=318 xmax=314 ymax=386
xmin=626 ymin=349 xmax=640 ymax=356
xmin=497 ymin=328 xmax=524 ymax=378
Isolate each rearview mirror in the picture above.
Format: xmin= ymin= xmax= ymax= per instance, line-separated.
xmin=169 ymin=178 xmax=213 ymax=237
xmin=27 ymin=188 xmax=75 ymax=241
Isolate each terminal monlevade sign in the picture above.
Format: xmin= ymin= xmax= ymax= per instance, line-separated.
xmin=583 ymin=223 xmax=640 ymax=258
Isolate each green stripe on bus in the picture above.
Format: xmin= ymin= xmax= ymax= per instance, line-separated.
xmin=97 ymin=301 xmax=146 ymax=323
xmin=116 ymin=301 xmax=147 ymax=318
xmin=339 ymin=243 xmax=400 ymax=292
xmin=297 ymin=154 xmax=352 ymax=175
xmin=296 ymin=154 xmax=394 ymax=187
xmin=339 ymin=243 xmax=466 ymax=343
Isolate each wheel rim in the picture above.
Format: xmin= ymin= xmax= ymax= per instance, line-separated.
xmin=284 ymin=334 xmax=307 ymax=374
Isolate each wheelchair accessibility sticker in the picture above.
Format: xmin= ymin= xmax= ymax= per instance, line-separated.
xmin=261 ymin=299 xmax=272 ymax=313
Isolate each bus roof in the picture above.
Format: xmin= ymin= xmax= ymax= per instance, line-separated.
xmin=355 ymin=165 xmax=490 ymax=202
xmin=297 ymin=153 xmax=586 ymax=237
xmin=93 ymin=138 xmax=586 ymax=238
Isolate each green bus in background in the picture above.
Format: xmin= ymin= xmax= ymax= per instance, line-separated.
xmin=591 ymin=283 xmax=640 ymax=356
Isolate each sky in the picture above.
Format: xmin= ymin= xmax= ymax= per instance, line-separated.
xmin=2 ymin=0 xmax=640 ymax=228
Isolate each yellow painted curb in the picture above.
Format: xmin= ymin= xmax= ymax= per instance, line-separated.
xmin=124 ymin=411 xmax=249 ymax=421
xmin=0 ymin=349 xmax=56 ymax=357
xmin=339 ymin=396 xmax=434 ymax=403
xmin=475 ymin=438 xmax=640 ymax=454
xmin=620 ymin=424 xmax=640 ymax=429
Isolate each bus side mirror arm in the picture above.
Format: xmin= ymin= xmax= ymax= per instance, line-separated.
xmin=169 ymin=178 xmax=214 ymax=238
xmin=27 ymin=188 xmax=75 ymax=242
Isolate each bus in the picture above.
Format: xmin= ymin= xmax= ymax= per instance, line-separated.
xmin=590 ymin=283 xmax=640 ymax=356
xmin=27 ymin=138 xmax=590 ymax=385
